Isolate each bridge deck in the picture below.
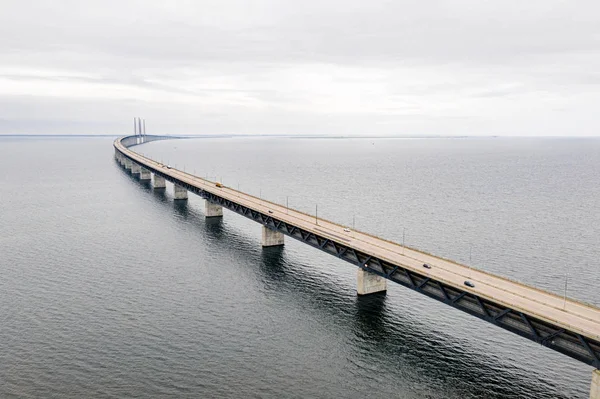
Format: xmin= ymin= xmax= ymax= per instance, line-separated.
xmin=115 ymin=139 xmax=600 ymax=348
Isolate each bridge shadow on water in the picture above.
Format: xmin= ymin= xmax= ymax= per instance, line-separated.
xmin=120 ymin=162 xmax=573 ymax=399
xmin=151 ymin=187 xmax=167 ymax=202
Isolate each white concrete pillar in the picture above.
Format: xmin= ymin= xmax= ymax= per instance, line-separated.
xmin=140 ymin=168 xmax=151 ymax=181
xmin=124 ymin=158 xmax=132 ymax=170
xmin=174 ymin=184 xmax=188 ymax=200
xmin=591 ymin=370 xmax=600 ymax=399
xmin=205 ymin=201 xmax=223 ymax=217
xmin=357 ymin=268 xmax=387 ymax=295
xmin=262 ymin=226 xmax=284 ymax=247
xmin=131 ymin=163 xmax=141 ymax=175
xmin=153 ymin=174 xmax=166 ymax=189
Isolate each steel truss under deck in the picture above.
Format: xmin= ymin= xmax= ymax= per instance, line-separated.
xmin=116 ymin=139 xmax=600 ymax=369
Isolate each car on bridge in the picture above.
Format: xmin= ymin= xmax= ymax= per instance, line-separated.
xmin=464 ymin=280 xmax=475 ymax=288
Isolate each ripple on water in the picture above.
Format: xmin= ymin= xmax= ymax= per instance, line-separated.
xmin=1 ymin=137 xmax=598 ymax=398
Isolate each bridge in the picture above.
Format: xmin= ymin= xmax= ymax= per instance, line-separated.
xmin=114 ymin=135 xmax=600 ymax=398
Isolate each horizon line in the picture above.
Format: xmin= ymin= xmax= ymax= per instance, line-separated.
xmin=1 ymin=133 xmax=600 ymax=139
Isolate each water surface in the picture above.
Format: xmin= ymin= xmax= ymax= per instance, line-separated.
xmin=1 ymin=136 xmax=598 ymax=398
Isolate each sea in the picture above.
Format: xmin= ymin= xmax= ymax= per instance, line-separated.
xmin=1 ymin=135 xmax=599 ymax=398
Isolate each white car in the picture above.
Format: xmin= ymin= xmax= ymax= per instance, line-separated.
xmin=343 ymin=228 xmax=351 ymax=232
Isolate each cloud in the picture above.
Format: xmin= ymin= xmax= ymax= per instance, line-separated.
xmin=1 ymin=0 xmax=599 ymax=135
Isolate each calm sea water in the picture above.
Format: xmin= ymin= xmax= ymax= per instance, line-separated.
xmin=1 ymin=136 xmax=599 ymax=398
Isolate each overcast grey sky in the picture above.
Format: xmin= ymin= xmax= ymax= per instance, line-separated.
xmin=1 ymin=0 xmax=599 ymax=136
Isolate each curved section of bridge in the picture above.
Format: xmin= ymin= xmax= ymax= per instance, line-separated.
xmin=114 ymin=135 xmax=600 ymax=395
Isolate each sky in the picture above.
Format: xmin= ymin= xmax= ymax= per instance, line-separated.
xmin=1 ymin=0 xmax=599 ymax=136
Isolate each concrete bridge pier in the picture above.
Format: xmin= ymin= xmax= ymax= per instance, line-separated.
xmin=205 ymin=201 xmax=223 ymax=217
xmin=174 ymin=184 xmax=188 ymax=200
xmin=131 ymin=163 xmax=141 ymax=175
xmin=262 ymin=226 xmax=284 ymax=247
xmin=153 ymin=174 xmax=166 ymax=189
xmin=591 ymin=370 xmax=600 ymax=399
xmin=139 ymin=168 xmax=151 ymax=181
xmin=357 ymin=268 xmax=387 ymax=295
xmin=124 ymin=158 xmax=132 ymax=171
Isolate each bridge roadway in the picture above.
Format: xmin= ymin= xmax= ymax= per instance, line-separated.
xmin=114 ymin=136 xmax=600 ymax=387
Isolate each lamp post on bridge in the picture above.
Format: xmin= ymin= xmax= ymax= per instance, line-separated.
xmin=563 ymin=274 xmax=569 ymax=310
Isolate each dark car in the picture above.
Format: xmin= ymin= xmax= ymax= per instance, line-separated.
xmin=464 ymin=280 xmax=475 ymax=288
xmin=422 ymin=263 xmax=431 ymax=269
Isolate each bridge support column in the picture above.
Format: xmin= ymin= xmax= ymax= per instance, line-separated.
xmin=205 ymin=201 xmax=223 ymax=217
xmin=262 ymin=226 xmax=284 ymax=247
xmin=591 ymin=370 xmax=600 ymax=399
xmin=174 ymin=184 xmax=188 ymax=200
xmin=140 ymin=168 xmax=151 ymax=181
xmin=357 ymin=268 xmax=387 ymax=295
xmin=153 ymin=174 xmax=166 ymax=189
xmin=124 ymin=158 xmax=132 ymax=171
xmin=131 ymin=163 xmax=141 ymax=175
